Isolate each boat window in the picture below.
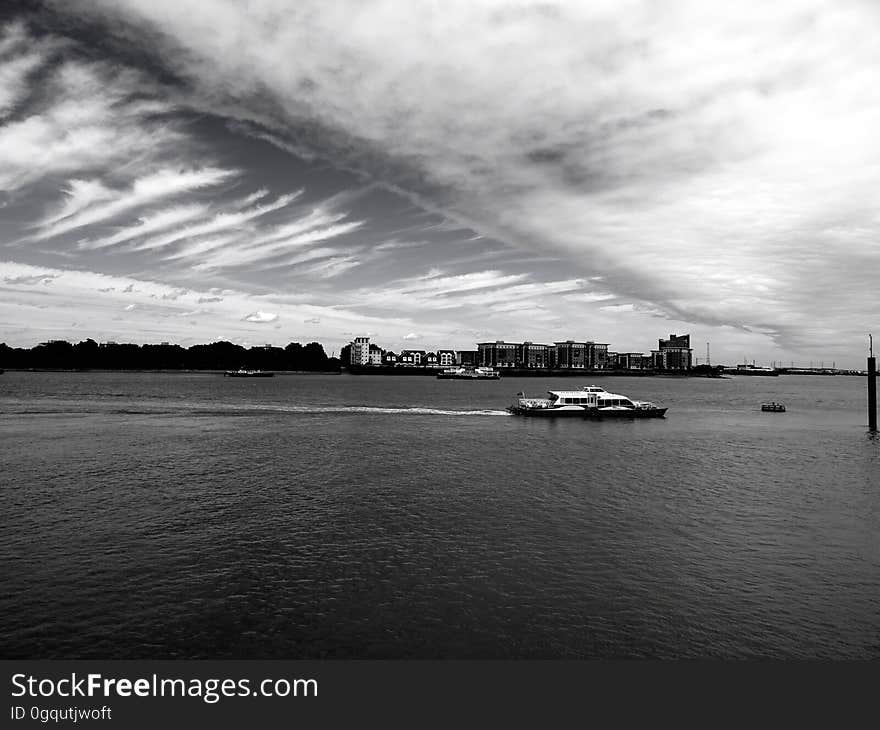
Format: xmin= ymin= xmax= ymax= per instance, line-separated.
xmin=622 ymin=400 xmax=633 ymax=407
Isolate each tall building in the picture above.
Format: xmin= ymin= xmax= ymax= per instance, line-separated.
xmin=350 ymin=336 xmax=371 ymax=365
xmin=554 ymin=341 xmax=588 ymax=368
xmin=587 ymin=342 xmax=609 ymax=369
xmin=651 ymin=334 xmax=692 ymax=370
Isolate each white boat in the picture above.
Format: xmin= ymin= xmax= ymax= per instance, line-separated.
xmin=722 ymin=364 xmax=779 ymax=376
xmin=508 ymin=385 xmax=667 ymax=418
xmin=224 ymin=368 xmax=274 ymax=378
xmin=437 ymin=366 xmax=501 ymax=380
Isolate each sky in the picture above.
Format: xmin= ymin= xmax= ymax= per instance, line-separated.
xmin=1 ymin=0 xmax=878 ymax=367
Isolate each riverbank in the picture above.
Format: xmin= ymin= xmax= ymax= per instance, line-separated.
xmin=345 ymin=365 xmax=718 ymax=377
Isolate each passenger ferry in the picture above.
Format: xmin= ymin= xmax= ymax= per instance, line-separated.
xmin=508 ymin=385 xmax=667 ymax=418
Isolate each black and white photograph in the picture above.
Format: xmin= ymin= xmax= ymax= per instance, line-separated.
xmin=1 ymin=0 xmax=878 ymax=714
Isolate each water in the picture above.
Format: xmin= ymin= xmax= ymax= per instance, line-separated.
xmin=1 ymin=371 xmax=878 ymax=658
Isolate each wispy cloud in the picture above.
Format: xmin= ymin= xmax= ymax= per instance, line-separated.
xmin=132 ymin=191 xmax=300 ymax=252
xmin=77 ymin=203 xmax=211 ymax=250
xmin=33 ymin=167 xmax=238 ymax=242
xmin=0 ymin=29 xmax=185 ymax=192
xmin=193 ymin=219 xmax=365 ymax=270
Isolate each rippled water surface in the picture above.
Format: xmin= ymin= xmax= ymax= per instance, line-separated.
xmin=1 ymin=371 xmax=878 ymax=658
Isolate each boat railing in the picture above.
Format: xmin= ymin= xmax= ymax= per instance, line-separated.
xmin=514 ymin=397 xmax=553 ymax=408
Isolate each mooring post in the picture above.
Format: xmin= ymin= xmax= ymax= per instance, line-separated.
xmin=869 ymin=334 xmax=877 ymax=432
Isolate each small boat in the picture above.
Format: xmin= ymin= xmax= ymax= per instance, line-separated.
xmin=508 ymin=385 xmax=667 ymax=418
xmin=761 ymin=402 xmax=786 ymax=412
xmin=437 ymin=366 xmax=501 ymax=380
xmin=224 ymin=369 xmax=274 ymax=378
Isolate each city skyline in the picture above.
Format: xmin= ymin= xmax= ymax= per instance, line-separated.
xmin=2 ymin=1 xmax=879 ymax=369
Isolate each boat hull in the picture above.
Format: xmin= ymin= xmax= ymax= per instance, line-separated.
xmin=508 ymin=406 xmax=667 ymax=418
xmin=507 ymin=406 xmax=589 ymax=416
xmin=438 ymin=373 xmax=501 ymax=380
xmin=224 ymin=371 xmax=274 ymax=377
xmin=583 ymin=407 xmax=667 ymax=418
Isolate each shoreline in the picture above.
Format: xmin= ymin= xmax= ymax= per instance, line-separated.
xmin=344 ymin=365 xmax=722 ymax=378
xmin=0 ymin=368 xmax=342 ymax=374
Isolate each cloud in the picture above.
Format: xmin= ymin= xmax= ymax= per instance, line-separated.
xmin=0 ymin=28 xmax=186 ymax=192
xmin=132 ymin=191 xmax=301 ymax=252
xmin=564 ymin=292 xmax=617 ymax=303
xmin=77 ymin=203 xmax=212 ymax=250
xmin=191 ymin=218 xmax=365 ymax=270
xmin=0 ymin=26 xmax=59 ymax=118
xmin=242 ymin=310 xmax=278 ymax=323
xmin=402 ymin=332 xmax=420 ymax=340
xmin=2 ymin=273 xmax=59 ymax=285
xmin=34 ymin=167 xmax=237 ymax=242
xmin=350 ymin=270 xmax=583 ymax=311
xmin=0 ymin=261 xmax=418 ymax=348
xmin=62 ymin=0 xmax=880 ymax=353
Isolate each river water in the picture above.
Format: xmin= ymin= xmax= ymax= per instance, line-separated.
xmin=1 ymin=371 xmax=878 ymax=658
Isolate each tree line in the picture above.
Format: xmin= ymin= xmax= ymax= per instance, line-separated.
xmin=0 ymin=339 xmax=340 ymax=371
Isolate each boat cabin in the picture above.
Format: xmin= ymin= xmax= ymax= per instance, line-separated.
xmin=543 ymin=386 xmax=634 ymax=409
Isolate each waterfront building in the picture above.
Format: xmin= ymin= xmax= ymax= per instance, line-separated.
xmin=611 ymin=352 xmax=645 ymax=369
xmin=457 ymin=350 xmax=479 ymax=367
xmin=586 ymin=342 xmax=609 ymax=369
xmin=400 ymin=349 xmax=426 ymax=366
xmin=382 ymin=351 xmax=398 ymax=366
xmin=368 ymin=344 xmax=383 ymax=366
xmin=437 ymin=350 xmax=457 ymax=366
xmin=351 ymin=336 xmax=371 ymax=365
xmin=425 ymin=352 xmax=439 ymax=367
xmin=554 ymin=340 xmax=588 ymax=368
xmin=519 ymin=342 xmax=554 ymax=368
xmin=651 ymin=334 xmax=692 ymax=370
xmin=477 ymin=341 xmax=520 ymax=368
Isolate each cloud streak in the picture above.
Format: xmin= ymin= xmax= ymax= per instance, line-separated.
xmin=34 ymin=167 xmax=238 ymax=242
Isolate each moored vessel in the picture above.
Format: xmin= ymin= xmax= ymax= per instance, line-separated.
xmin=722 ymin=364 xmax=779 ymax=376
xmin=508 ymin=385 xmax=667 ymax=418
xmin=437 ymin=366 xmax=501 ymax=380
xmin=224 ymin=369 xmax=274 ymax=378
xmin=761 ymin=401 xmax=786 ymax=412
